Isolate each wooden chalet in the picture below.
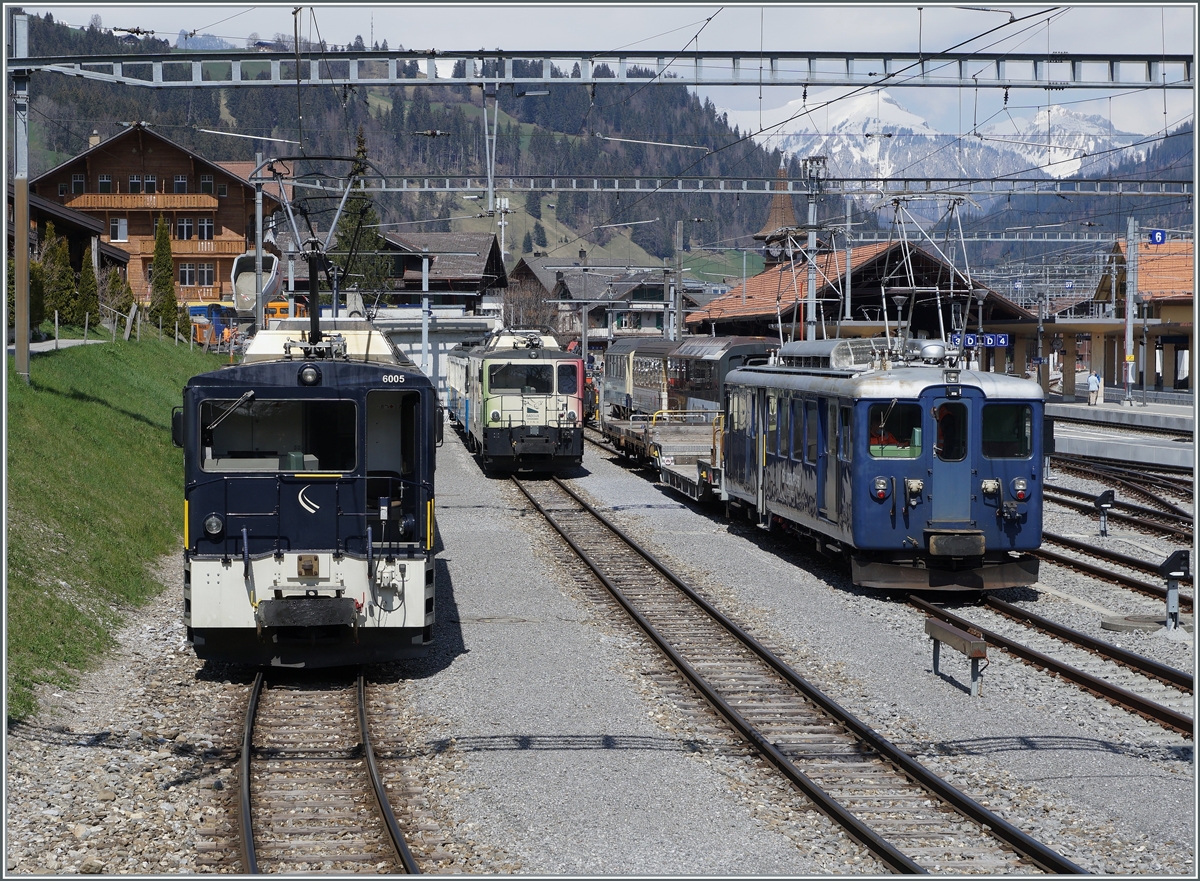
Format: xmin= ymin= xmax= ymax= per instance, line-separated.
xmin=7 ymin=184 xmax=130 ymax=276
xmin=30 ymin=123 xmax=281 ymax=305
xmin=379 ymin=231 xmax=507 ymax=312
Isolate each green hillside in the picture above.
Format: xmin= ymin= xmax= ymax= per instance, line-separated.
xmin=5 ymin=341 xmax=226 ymax=721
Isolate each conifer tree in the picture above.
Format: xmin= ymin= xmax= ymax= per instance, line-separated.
xmin=522 ymin=231 xmax=533 ymax=254
xmin=148 ymin=214 xmax=178 ymax=326
xmin=532 ymin=222 xmax=548 ymax=248
xmin=73 ymin=247 xmax=99 ymax=325
xmin=39 ymin=223 xmax=75 ymax=322
xmin=333 ymin=127 xmax=392 ymax=298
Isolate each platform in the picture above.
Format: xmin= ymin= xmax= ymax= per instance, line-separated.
xmin=1047 ymin=395 xmax=1194 ymax=468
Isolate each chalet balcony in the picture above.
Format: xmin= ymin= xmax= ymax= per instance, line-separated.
xmin=133 ymin=238 xmax=246 ymax=256
xmin=65 ymin=193 xmax=219 ymax=211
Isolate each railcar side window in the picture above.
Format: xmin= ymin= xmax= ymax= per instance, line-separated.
xmin=839 ymin=406 xmax=853 ymax=461
xmin=790 ymin=399 xmax=802 ymax=459
xmin=935 ymin=402 xmax=968 ymax=462
xmin=982 ymin=404 xmax=1033 ymax=458
xmin=200 ymin=399 xmax=357 ymax=471
xmin=804 ymin=400 xmax=819 ymax=464
xmin=557 ymin=363 xmax=580 ymax=395
xmin=766 ymin=395 xmax=778 ymax=455
xmin=489 ymin=363 xmax=553 ymax=394
xmin=867 ymin=402 xmax=923 ymax=459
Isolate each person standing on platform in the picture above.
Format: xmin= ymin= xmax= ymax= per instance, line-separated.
xmin=1087 ymin=370 xmax=1101 ymax=405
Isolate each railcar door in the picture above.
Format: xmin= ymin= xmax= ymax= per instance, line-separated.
xmin=931 ymin=397 xmax=972 ymax=522
xmin=819 ymin=400 xmax=838 ymax=520
xmin=724 ymin=387 xmax=754 ymax=493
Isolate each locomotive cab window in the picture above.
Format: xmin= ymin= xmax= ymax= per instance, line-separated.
xmin=489 ymin=363 xmax=553 ymax=394
xmin=557 ymin=363 xmax=580 ymax=394
xmin=868 ymin=402 xmax=923 ymax=458
xmin=199 ymin=398 xmax=357 ymax=472
xmin=982 ymin=404 xmax=1032 ymax=458
xmin=935 ymin=402 xmax=968 ymax=462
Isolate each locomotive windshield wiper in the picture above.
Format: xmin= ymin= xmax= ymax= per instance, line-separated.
xmin=206 ymin=390 xmax=256 ymax=431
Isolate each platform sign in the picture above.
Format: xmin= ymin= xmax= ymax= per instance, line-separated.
xmin=982 ymin=334 xmax=996 ymax=347
xmin=994 ymin=333 xmax=1009 ymax=347
xmin=1064 ymin=280 xmax=1074 ymax=290
xmin=964 ymin=333 xmax=977 ymax=348
xmin=1030 ymin=356 xmax=1045 ymax=365
xmin=1148 ymin=229 xmax=1167 ymax=245
xmin=950 ymin=333 xmax=961 ymax=346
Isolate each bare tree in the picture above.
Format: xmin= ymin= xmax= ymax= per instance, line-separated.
xmin=502 ymin=276 xmax=559 ymax=331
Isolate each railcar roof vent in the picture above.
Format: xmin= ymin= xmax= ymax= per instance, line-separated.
xmin=779 ymin=338 xmax=886 ymax=370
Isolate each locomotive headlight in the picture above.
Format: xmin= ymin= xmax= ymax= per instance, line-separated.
xmin=298 ymin=364 xmax=322 ymax=386
xmin=204 ymin=514 xmax=224 ymax=536
xmin=872 ymin=476 xmax=889 ymax=500
xmin=490 ymin=409 xmax=501 ymax=423
xmin=567 ymin=410 xmax=578 ymax=423
xmin=1010 ymin=477 xmax=1030 ymax=501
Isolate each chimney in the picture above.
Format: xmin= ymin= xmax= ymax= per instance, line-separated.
xmin=89 ymin=130 xmax=101 ymax=148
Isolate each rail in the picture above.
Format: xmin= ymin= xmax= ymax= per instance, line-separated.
xmin=517 ymin=475 xmax=1086 ymax=874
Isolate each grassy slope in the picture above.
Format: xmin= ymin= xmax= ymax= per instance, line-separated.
xmin=5 ymin=340 xmax=226 ymax=721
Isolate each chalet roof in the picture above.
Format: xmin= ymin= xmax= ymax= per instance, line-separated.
xmin=30 ymin=123 xmax=281 ymax=212
xmin=754 ymin=159 xmax=799 ymax=241
xmin=382 ymin=232 xmax=507 ymax=288
xmin=687 ymin=241 xmax=1034 ymax=328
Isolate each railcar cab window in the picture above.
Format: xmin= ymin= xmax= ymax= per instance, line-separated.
xmin=982 ymin=404 xmax=1033 ymax=458
xmin=489 ymin=362 xmax=553 ymax=394
xmin=199 ymin=399 xmax=357 ymax=472
xmin=557 ymin=363 xmax=580 ymax=394
xmin=868 ymin=402 xmax=923 ymax=459
xmin=935 ymin=402 xmax=968 ymax=462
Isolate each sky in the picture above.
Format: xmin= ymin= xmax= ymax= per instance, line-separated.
xmin=17 ymin=3 xmax=1198 ymax=137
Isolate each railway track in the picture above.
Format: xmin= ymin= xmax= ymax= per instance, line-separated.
xmin=912 ymin=598 xmax=1193 ymax=738
xmin=1039 ymin=533 xmax=1193 ymax=610
xmin=1050 ymin=454 xmax=1193 ymax=507
xmin=1042 ymin=486 xmax=1192 ymax=541
xmin=238 ymin=670 xmax=420 ymax=874
xmin=514 ymin=474 xmax=1084 ymax=875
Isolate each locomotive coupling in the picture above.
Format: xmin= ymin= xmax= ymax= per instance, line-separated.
xmin=1001 ymin=501 xmax=1021 ymax=520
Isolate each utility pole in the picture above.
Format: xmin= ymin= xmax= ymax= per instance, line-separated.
xmin=11 ymin=13 xmax=30 ymax=383
xmin=843 ymin=195 xmax=853 ymax=322
xmin=804 ymin=157 xmax=824 ymax=341
xmin=254 ymin=151 xmax=264 ymax=329
xmin=674 ymin=220 xmax=684 ymax=341
xmin=1124 ymin=216 xmax=1137 ymax=404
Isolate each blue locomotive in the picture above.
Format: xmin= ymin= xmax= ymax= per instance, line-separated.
xmin=666 ymin=337 xmax=1044 ymax=591
xmin=172 ymin=318 xmax=441 ymax=666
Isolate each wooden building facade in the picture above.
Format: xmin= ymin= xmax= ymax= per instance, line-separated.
xmin=30 ymin=124 xmax=280 ymax=305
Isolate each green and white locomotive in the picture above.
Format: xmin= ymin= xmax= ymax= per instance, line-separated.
xmin=446 ymin=327 xmax=585 ymax=472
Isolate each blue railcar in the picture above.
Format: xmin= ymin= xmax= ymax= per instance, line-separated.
xmin=685 ymin=338 xmax=1043 ymax=591
xmin=173 ymin=318 xmax=441 ymax=666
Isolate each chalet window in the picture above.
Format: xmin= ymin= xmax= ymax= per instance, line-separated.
xmin=98 ymin=174 xmax=112 ymax=194
xmin=200 ymin=174 xmax=214 ymax=194
xmin=174 ymin=175 xmax=188 ymax=194
xmin=198 ymin=263 xmax=215 ymax=287
xmin=198 ymin=217 xmax=214 ymax=240
xmin=109 ymin=217 xmax=128 ymax=242
xmin=71 ymin=174 xmax=85 ymax=195
xmin=144 ymin=175 xmax=157 ymax=193
xmin=58 ymin=183 xmax=67 ymax=197
xmin=177 ymin=217 xmax=194 ymax=240
xmin=128 ymin=175 xmax=142 ymax=194
xmin=217 ymin=183 xmax=227 ymax=197
xmin=179 ymin=263 xmax=196 ymax=286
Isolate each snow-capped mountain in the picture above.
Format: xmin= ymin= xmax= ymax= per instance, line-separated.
xmin=720 ymin=90 xmax=1148 ymax=181
xmin=976 ymin=105 xmax=1148 ymax=178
